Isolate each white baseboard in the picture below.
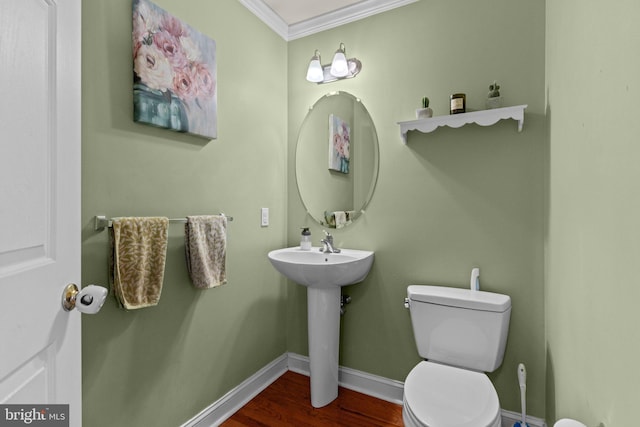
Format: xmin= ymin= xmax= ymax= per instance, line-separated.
xmin=182 ymin=352 xmax=548 ymax=427
xmin=287 ymin=352 xmax=405 ymax=405
xmin=180 ymin=354 xmax=288 ymax=427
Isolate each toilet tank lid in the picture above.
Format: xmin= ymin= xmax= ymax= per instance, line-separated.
xmin=408 ymin=285 xmax=511 ymax=312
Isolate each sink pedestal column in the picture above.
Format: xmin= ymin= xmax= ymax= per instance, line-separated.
xmin=307 ymin=286 xmax=341 ymax=408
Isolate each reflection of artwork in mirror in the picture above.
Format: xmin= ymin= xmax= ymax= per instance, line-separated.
xmin=329 ymin=114 xmax=350 ymax=174
xmin=296 ymin=91 xmax=379 ymax=228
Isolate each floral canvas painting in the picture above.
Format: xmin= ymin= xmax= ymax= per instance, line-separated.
xmin=329 ymin=114 xmax=350 ymax=174
xmin=133 ymin=0 xmax=217 ymax=139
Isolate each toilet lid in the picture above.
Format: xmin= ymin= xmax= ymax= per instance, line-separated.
xmin=404 ymin=361 xmax=500 ymax=427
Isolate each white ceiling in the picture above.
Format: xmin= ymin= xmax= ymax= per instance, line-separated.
xmin=239 ymin=0 xmax=419 ymax=40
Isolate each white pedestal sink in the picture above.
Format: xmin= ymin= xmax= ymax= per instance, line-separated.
xmin=268 ymin=246 xmax=374 ymax=407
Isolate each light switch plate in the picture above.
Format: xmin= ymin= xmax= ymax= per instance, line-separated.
xmin=261 ymin=207 xmax=269 ymax=227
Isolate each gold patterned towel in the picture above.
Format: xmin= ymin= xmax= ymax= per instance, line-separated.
xmin=185 ymin=215 xmax=227 ymax=289
xmin=109 ymin=217 xmax=169 ymax=309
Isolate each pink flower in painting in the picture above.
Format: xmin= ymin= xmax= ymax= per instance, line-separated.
xmin=161 ymin=14 xmax=186 ymax=38
xmin=193 ymin=62 xmax=215 ymax=98
xmin=332 ymin=123 xmax=350 ymax=160
xmin=340 ymin=139 xmax=350 ymax=159
xmin=333 ymin=133 xmax=341 ymax=148
xmin=173 ymin=67 xmax=198 ymax=100
xmin=334 ymin=134 xmax=345 ymax=157
xmin=153 ymin=30 xmax=187 ymax=69
xmin=171 ymin=63 xmax=215 ymax=100
xmin=133 ymin=1 xmax=160 ymax=58
xmin=134 ymin=44 xmax=173 ymax=92
xmin=133 ymin=1 xmax=161 ymax=37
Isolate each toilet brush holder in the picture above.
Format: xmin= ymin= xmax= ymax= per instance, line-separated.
xmin=513 ymin=363 xmax=530 ymax=427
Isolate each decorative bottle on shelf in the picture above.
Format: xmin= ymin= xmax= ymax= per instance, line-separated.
xmin=450 ymin=93 xmax=466 ymax=114
xmin=300 ymin=227 xmax=312 ymax=251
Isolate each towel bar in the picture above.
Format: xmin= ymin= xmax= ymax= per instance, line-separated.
xmin=94 ymin=214 xmax=233 ymax=231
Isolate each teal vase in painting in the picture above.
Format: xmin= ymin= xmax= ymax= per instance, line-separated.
xmin=133 ymin=83 xmax=188 ymax=132
xmin=341 ymin=157 xmax=349 ymax=174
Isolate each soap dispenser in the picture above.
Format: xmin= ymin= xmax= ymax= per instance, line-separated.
xmin=300 ymin=228 xmax=312 ymax=251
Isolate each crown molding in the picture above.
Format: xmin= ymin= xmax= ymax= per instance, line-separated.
xmin=288 ymin=0 xmax=419 ymax=40
xmin=239 ymin=0 xmax=419 ymax=41
xmin=238 ymin=0 xmax=289 ymax=40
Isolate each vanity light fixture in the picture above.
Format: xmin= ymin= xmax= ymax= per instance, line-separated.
xmin=305 ymin=42 xmax=361 ymax=84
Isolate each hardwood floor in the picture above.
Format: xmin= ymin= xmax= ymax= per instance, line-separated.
xmin=221 ymin=371 xmax=404 ymax=426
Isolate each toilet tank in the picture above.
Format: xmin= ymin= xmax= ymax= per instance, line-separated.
xmin=407 ymin=285 xmax=511 ymax=372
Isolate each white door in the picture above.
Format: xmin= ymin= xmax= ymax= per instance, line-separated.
xmin=0 ymin=0 xmax=82 ymax=425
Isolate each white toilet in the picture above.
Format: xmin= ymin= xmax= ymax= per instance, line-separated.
xmin=403 ymin=285 xmax=512 ymax=427
xmin=555 ymin=420 xmax=587 ymax=427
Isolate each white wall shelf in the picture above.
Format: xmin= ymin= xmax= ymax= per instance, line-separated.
xmin=397 ymin=104 xmax=528 ymax=144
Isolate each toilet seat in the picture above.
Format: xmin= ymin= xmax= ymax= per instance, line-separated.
xmin=403 ymin=361 xmax=501 ymax=427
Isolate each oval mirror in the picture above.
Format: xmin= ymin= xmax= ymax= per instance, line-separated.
xmin=296 ymin=92 xmax=379 ymax=228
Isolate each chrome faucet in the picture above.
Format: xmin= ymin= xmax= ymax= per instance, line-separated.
xmin=320 ymin=230 xmax=341 ymax=253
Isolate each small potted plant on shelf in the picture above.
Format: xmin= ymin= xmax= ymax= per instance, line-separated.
xmin=416 ymin=96 xmax=433 ymax=119
xmin=486 ymin=80 xmax=502 ymax=109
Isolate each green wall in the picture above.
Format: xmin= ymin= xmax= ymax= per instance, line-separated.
xmin=81 ymin=1 xmax=288 ymax=426
xmin=287 ymin=0 xmax=547 ymax=418
xmin=546 ymin=0 xmax=640 ymax=425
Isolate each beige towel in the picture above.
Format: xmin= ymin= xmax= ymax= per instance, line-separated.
xmin=185 ymin=215 xmax=227 ymax=289
xmin=109 ymin=217 xmax=169 ymax=309
xmin=333 ymin=211 xmax=348 ymax=228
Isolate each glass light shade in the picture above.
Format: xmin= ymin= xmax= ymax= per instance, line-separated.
xmin=306 ymin=50 xmax=324 ymax=83
xmin=330 ymin=44 xmax=349 ymax=77
xmin=306 ymin=58 xmax=323 ymax=83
